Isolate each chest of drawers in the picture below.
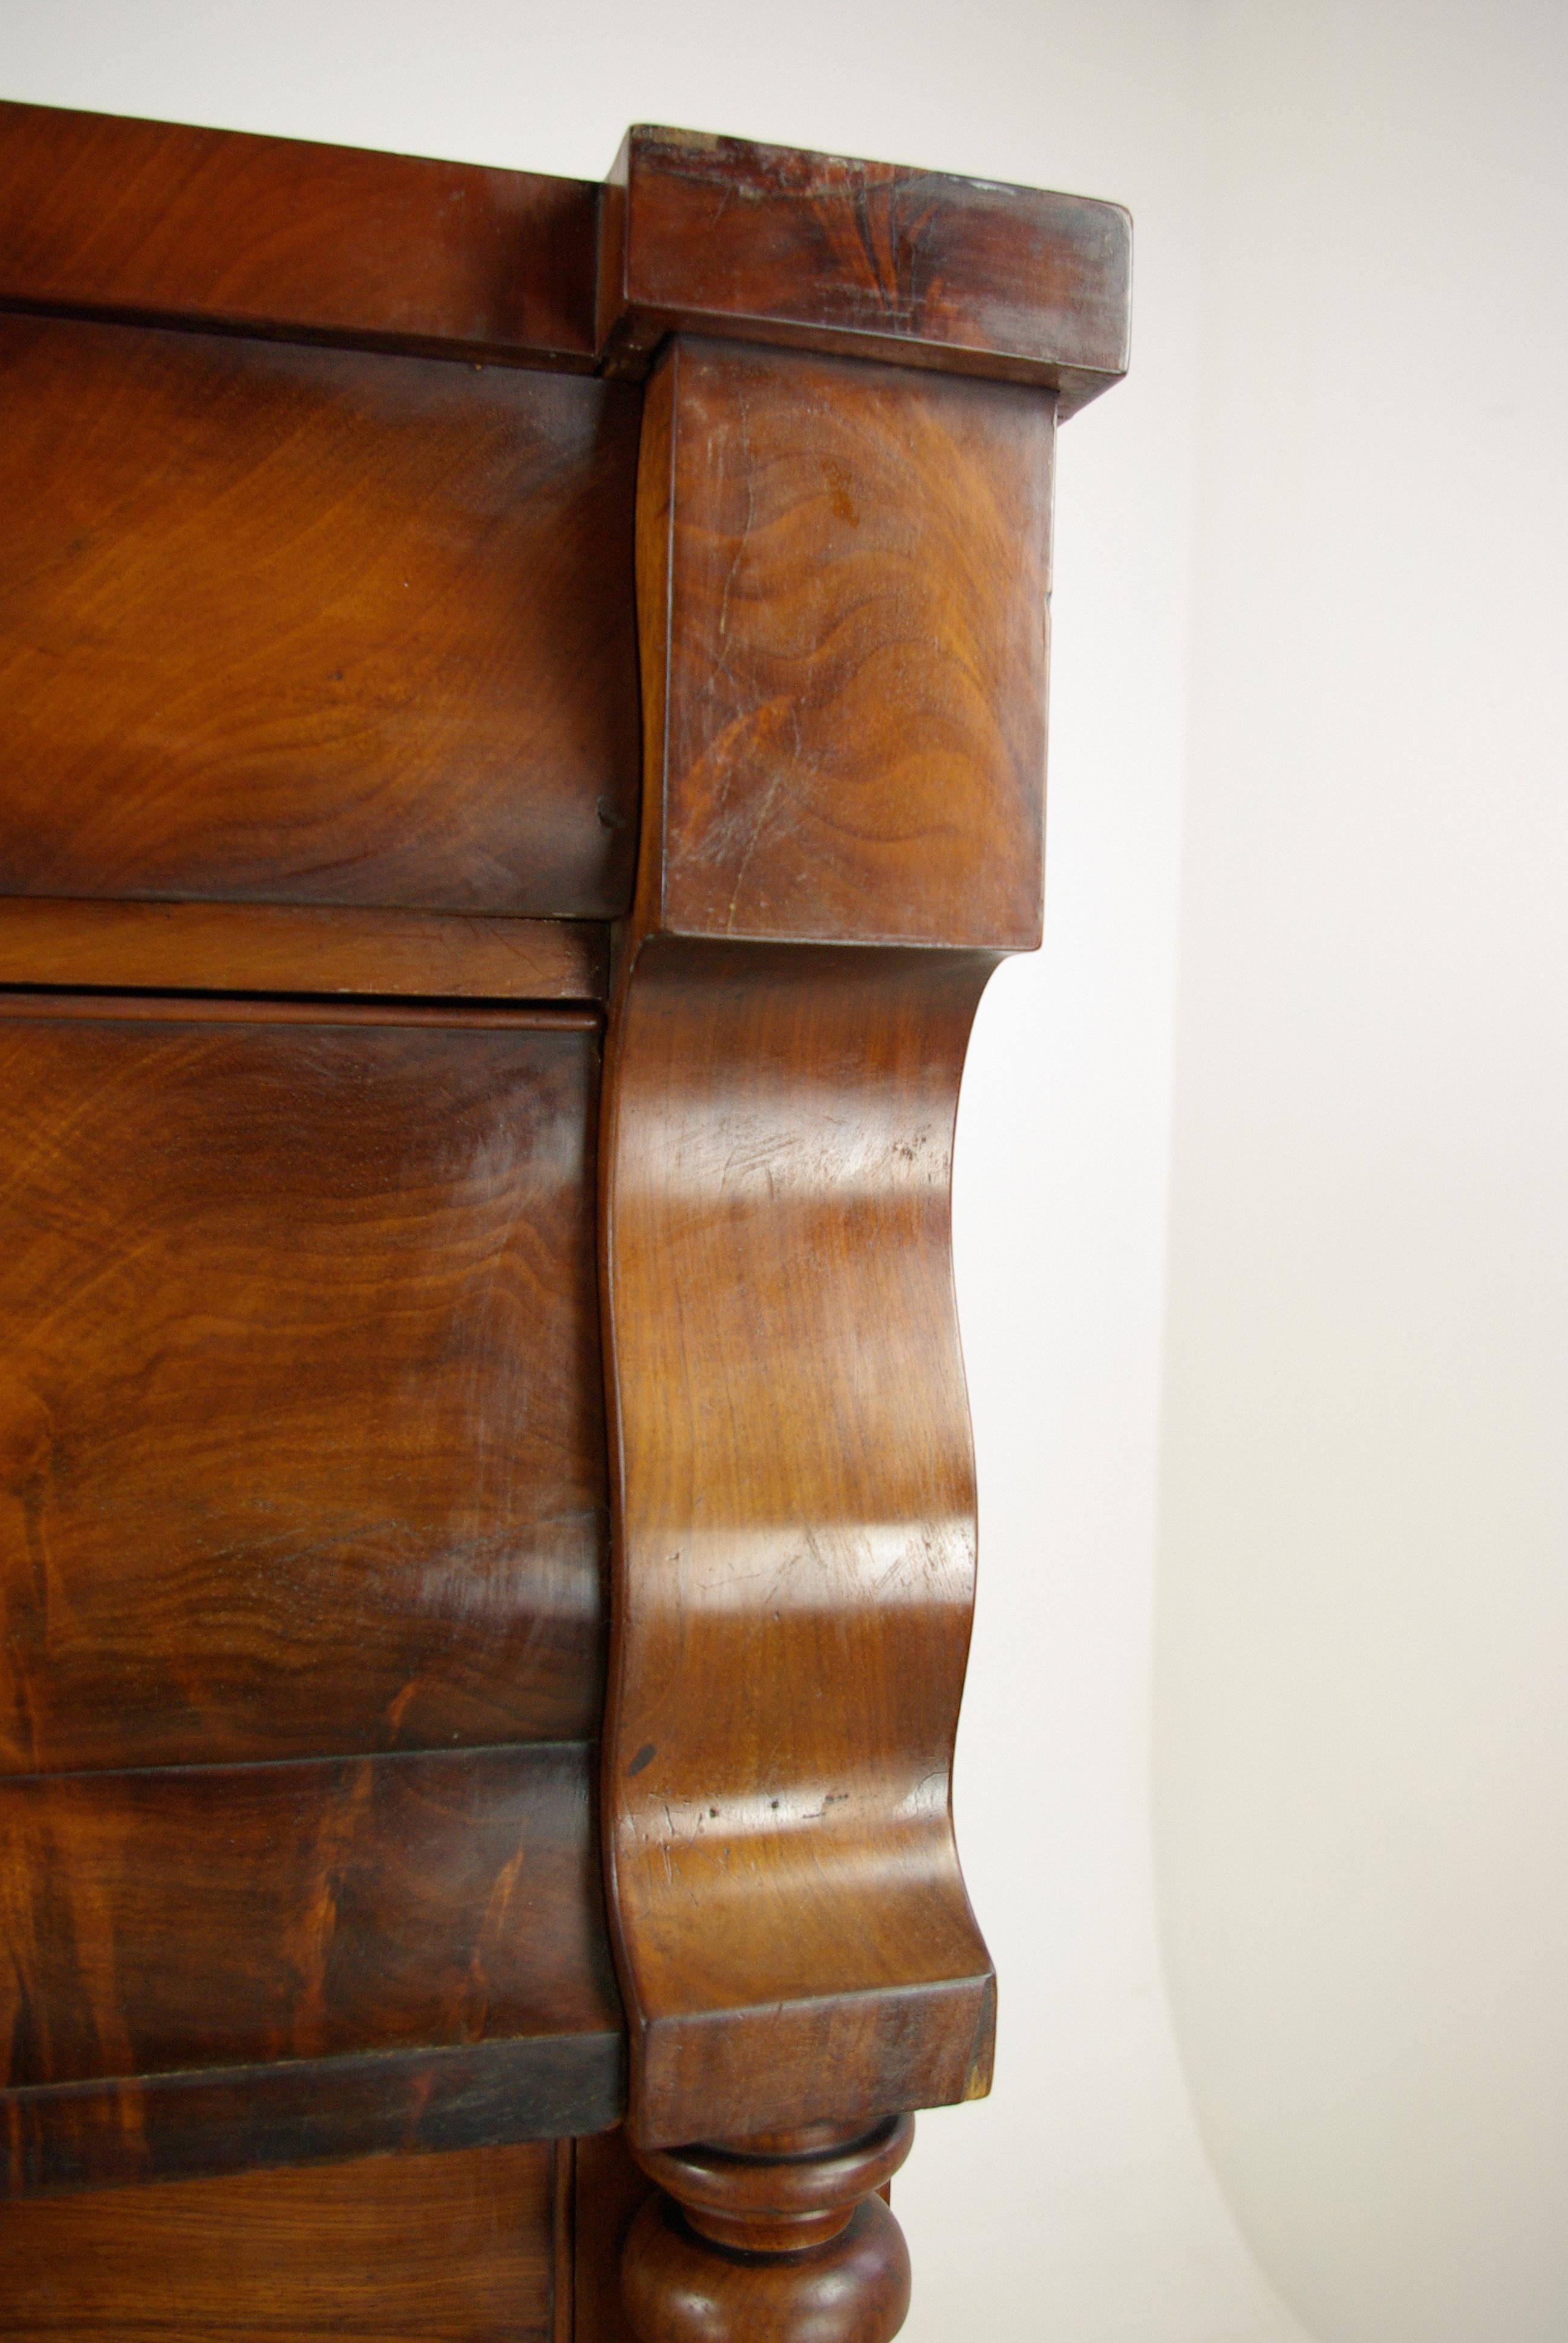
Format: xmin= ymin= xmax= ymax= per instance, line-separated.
xmin=0 ymin=100 xmax=1128 ymax=2339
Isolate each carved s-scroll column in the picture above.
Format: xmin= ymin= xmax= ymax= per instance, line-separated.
xmin=601 ymin=333 xmax=1053 ymax=2338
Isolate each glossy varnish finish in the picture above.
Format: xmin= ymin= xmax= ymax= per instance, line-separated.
xmin=642 ymin=337 xmax=1051 ymax=949
xmin=0 ymin=97 xmax=600 ymax=370
xmin=0 ymin=96 xmax=1133 ymax=2343
xmin=598 ymin=322 xmax=1061 ymax=2330
xmin=599 ymin=125 xmax=1129 ymax=412
xmin=0 ymin=313 xmax=639 ymax=914
xmin=0 ymin=898 xmax=610 ymax=1001
xmin=0 ymin=1742 xmax=617 ymax=2095
xmin=621 ymin=2120 xmax=913 ymax=2343
xmin=0 ymin=102 xmax=1129 ymax=415
xmin=0 ymin=998 xmax=605 ymax=1773
xmin=603 ymin=938 xmax=997 ymax=2144
xmin=0 ymin=2141 xmax=558 ymax=2338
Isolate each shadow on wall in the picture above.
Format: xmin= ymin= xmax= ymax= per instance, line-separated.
xmin=1155 ymin=5 xmax=1568 ymax=2342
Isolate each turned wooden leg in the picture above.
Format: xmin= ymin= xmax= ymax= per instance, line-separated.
xmin=621 ymin=2112 xmax=915 ymax=2343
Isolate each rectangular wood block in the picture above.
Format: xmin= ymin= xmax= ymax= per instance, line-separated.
xmin=0 ymin=998 xmax=606 ymax=1773
xmin=601 ymin=125 xmax=1131 ymax=411
xmin=0 ymin=313 xmax=639 ymax=914
xmin=0 ymin=2140 xmax=557 ymax=2338
xmin=642 ymin=338 xmax=1052 ymax=951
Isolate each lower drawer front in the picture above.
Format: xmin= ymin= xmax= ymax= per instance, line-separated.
xmin=0 ymin=2143 xmax=558 ymax=2341
xmin=0 ymin=1742 xmax=619 ymax=2100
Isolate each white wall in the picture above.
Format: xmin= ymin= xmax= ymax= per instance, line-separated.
xmin=4 ymin=4 xmax=1563 ymax=2337
xmin=1155 ymin=4 xmax=1568 ymax=2339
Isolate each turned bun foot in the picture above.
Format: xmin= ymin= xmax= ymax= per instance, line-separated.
xmin=622 ymin=2114 xmax=914 ymax=2343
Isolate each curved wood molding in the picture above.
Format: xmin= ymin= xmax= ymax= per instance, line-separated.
xmin=601 ymin=333 xmax=1054 ymax=2150
xmin=603 ymin=936 xmax=998 ymax=2146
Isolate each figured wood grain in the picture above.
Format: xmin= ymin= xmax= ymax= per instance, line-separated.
xmin=601 ymin=939 xmax=997 ymax=2146
xmin=4 ymin=2033 xmax=622 ymax=2198
xmin=599 ymin=332 xmax=1056 ymax=2147
xmin=0 ymin=899 xmax=610 ymax=1000
xmin=0 ymin=2141 xmax=557 ymax=2338
xmin=637 ymin=338 xmax=1051 ymax=949
xmin=0 ymin=999 xmax=605 ymax=1772
xmin=0 ymin=1742 xmax=619 ymax=2095
xmin=0 ymin=97 xmax=599 ymax=370
xmin=0 ymin=312 xmax=639 ymax=915
xmin=599 ymin=126 xmax=1130 ymax=413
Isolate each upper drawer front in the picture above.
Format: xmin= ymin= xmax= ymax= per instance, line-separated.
xmin=0 ymin=314 xmax=640 ymax=914
xmin=0 ymin=998 xmax=606 ymax=1775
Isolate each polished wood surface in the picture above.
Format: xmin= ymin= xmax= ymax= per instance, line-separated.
xmin=599 ymin=330 xmax=1058 ymax=2152
xmin=0 ymin=899 xmax=609 ymax=1000
xmin=641 ymin=336 xmax=1051 ymax=948
xmin=0 ymin=97 xmax=1132 ymax=2339
xmin=621 ymin=2120 xmax=913 ymax=2343
xmin=0 ymin=97 xmax=599 ymax=370
xmin=0 ymin=999 xmax=604 ymax=1772
xmin=0 ymin=313 xmax=639 ymax=914
xmin=0 ymin=101 xmax=1128 ymax=414
xmin=0 ymin=2141 xmax=557 ymax=2338
xmin=0 ymin=1743 xmax=616 ymax=2096
xmin=601 ymin=939 xmax=997 ymax=2145
xmin=599 ymin=126 xmax=1129 ymax=411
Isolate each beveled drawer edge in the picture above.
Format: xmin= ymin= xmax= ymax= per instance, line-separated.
xmin=0 ymin=898 xmax=610 ymax=1006
xmin=1 ymin=2031 xmax=626 ymax=2198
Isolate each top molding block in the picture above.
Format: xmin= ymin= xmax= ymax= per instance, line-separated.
xmin=0 ymin=101 xmax=1130 ymax=412
xmin=599 ymin=126 xmax=1129 ymax=415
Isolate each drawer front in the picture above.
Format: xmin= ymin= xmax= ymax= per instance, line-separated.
xmin=0 ymin=998 xmax=606 ymax=1774
xmin=0 ymin=2141 xmax=558 ymax=2339
xmin=0 ymin=1742 xmax=618 ymax=2095
xmin=0 ymin=314 xmax=639 ymax=914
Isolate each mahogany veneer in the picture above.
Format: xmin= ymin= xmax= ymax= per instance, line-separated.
xmin=0 ymin=93 xmax=1129 ymax=2343
xmin=0 ymin=1000 xmax=606 ymax=1774
xmin=0 ymin=314 xmax=640 ymax=914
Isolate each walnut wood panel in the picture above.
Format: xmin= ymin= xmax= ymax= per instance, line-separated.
xmin=0 ymin=999 xmax=604 ymax=1773
xmin=599 ymin=126 xmax=1131 ymax=413
xmin=636 ymin=338 xmax=1051 ymax=951
xmin=0 ymin=899 xmax=609 ymax=1000
xmin=0 ymin=2141 xmax=557 ymax=2338
xmin=0 ymin=1742 xmax=619 ymax=2096
xmin=0 ymin=97 xmax=599 ymax=370
xmin=0 ymin=313 xmax=639 ymax=914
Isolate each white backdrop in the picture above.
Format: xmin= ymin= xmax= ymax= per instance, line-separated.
xmin=3 ymin=5 xmax=1563 ymax=2338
